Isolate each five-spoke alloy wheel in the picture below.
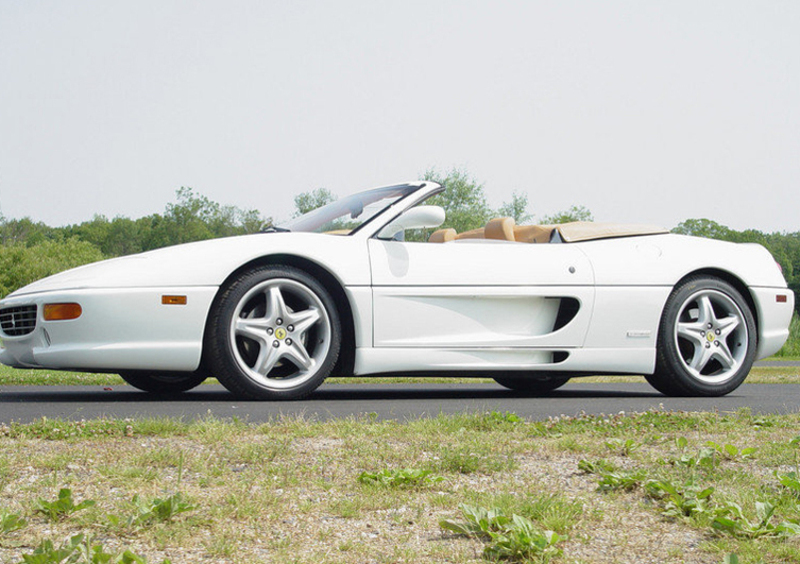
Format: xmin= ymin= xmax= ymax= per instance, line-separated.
xmin=207 ymin=266 xmax=341 ymax=400
xmin=647 ymin=276 xmax=756 ymax=397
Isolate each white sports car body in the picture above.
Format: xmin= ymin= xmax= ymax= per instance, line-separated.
xmin=0 ymin=182 xmax=794 ymax=398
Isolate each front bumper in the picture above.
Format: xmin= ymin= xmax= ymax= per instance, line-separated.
xmin=0 ymin=286 xmax=218 ymax=372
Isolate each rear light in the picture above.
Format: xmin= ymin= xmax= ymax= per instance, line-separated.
xmin=777 ymin=295 xmax=788 ymax=303
xmin=776 ymin=261 xmax=783 ymax=274
xmin=43 ymin=303 xmax=82 ymax=321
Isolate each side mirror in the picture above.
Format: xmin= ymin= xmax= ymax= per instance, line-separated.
xmin=377 ymin=205 xmax=446 ymax=240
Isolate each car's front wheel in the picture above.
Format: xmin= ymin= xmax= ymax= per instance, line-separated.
xmin=206 ymin=266 xmax=341 ymax=400
xmin=647 ymin=276 xmax=756 ymax=397
xmin=118 ymin=370 xmax=208 ymax=393
xmin=493 ymin=373 xmax=570 ymax=394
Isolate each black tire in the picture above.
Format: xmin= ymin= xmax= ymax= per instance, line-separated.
xmin=493 ymin=373 xmax=571 ymax=394
xmin=206 ymin=265 xmax=341 ymax=400
xmin=648 ymin=275 xmax=756 ymax=397
xmin=118 ymin=370 xmax=207 ymax=394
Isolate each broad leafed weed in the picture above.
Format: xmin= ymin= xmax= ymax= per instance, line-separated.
xmin=713 ymin=500 xmax=800 ymax=539
xmin=644 ymin=479 xmax=716 ymax=519
xmin=705 ymin=440 xmax=757 ymax=461
xmin=1 ymin=509 xmax=27 ymax=535
xmin=33 ymin=489 xmax=96 ymax=522
xmin=603 ymin=437 xmax=640 ymax=456
xmin=440 ymin=504 xmax=563 ymax=562
xmin=578 ymin=459 xmax=646 ymax=492
xmin=18 ymin=533 xmax=170 ymax=564
xmin=107 ymin=494 xmax=195 ymax=531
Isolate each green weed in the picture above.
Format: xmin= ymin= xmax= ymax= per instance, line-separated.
xmin=486 ymin=411 xmax=522 ymax=424
xmin=358 ymin=468 xmax=444 ymax=488
xmin=705 ymin=441 xmax=757 ymax=461
xmin=645 ymin=479 xmax=715 ymax=519
xmin=468 ymin=493 xmax=585 ymax=533
xmin=713 ymin=501 xmax=800 ymax=539
xmin=17 ymin=533 xmax=170 ymax=564
xmin=108 ymin=493 xmax=195 ymax=530
xmin=440 ymin=504 xmax=563 ymax=562
xmin=431 ymin=446 xmax=515 ymax=475
xmin=1 ymin=508 xmax=26 ymax=534
xmin=33 ymin=489 xmax=95 ymax=521
xmin=672 ymin=437 xmax=719 ymax=469
xmin=578 ymin=460 xmax=646 ymax=492
xmin=604 ymin=438 xmax=640 ymax=456
xmin=774 ymin=471 xmax=800 ymax=498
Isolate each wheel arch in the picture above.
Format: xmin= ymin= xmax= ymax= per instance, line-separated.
xmin=673 ymin=268 xmax=759 ymax=335
xmin=202 ymin=254 xmax=357 ymax=377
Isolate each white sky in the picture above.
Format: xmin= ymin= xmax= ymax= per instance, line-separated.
xmin=1 ymin=1 xmax=798 ymax=232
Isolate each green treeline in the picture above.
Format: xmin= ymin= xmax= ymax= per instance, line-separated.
xmin=1 ymin=172 xmax=798 ymax=319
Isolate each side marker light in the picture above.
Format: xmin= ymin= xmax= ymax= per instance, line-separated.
xmin=43 ymin=303 xmax=83 ymax=321
xmin=776 ymin=295 xmax=788 ymax=303
xmin=162 ymin=295 xmax=188 ymax=305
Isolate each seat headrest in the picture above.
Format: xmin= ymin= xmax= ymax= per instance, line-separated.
xmin=428 ymin=228 xmax=457 ymax=243
xmin=484 ymin=217 xmax=516 ymax=241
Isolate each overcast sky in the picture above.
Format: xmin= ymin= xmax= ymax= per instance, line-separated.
xmin=1 ymin=1 xmax=798 ymax=232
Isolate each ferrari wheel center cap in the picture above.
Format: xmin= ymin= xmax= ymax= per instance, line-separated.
xmin=275 ymin=327 xmax=287 ymax=340
xmin=706 ymin=332 xmax=716 ymax=342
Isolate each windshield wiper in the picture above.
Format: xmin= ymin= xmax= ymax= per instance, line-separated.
xmin=261 ymin=226 xmax=291 ymax=233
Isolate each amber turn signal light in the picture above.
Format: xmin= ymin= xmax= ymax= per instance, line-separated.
xmin=43 ymin=303 xmax=83 ymax=321
xmin=162 ymin=295 xmax=187 ymax=305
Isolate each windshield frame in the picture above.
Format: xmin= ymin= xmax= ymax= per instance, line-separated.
xmin=277 ymin=183 xmax=425 ymax=235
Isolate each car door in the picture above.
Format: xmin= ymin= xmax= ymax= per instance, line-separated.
xmin=368 ymin=238 xmax=596 ymax=352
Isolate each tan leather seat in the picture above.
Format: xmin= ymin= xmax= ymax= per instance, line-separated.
xmin=513 ymin=224 xmax=555 ymax=244
xmin=484 ymin=217 xmax=516 ymax=241
xmin=428 ymin=228 xmax=457 ymax=243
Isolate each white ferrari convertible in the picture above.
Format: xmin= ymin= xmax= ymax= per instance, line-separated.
xmin=0 ymin=182 xmax=794 ymax=399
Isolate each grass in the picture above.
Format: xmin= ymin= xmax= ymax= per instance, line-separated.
xmin=1 ymin=410 xmax=800 ymax=563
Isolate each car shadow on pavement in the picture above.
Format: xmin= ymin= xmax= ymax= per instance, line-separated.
xmin=0 ymin=383 xmax=664 ymax=403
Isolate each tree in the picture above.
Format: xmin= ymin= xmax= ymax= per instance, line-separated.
xmin=672 ymin=218 xmax=733 ymax=239
xmin=497 ymin=191 xmax=533 ymax=224
xmin=540 ymin=205 xmax=594 ymax=225
xmin=0 ymin=217 xmax=57 ymax=246
xmin=423 ymin=167 xmax=492 ymax=233
xmin=293 ymin=188 xmax=337 ymax=217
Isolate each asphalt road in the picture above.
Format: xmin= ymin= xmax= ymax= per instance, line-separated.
xmin=1 ymin=382 xmax=798 ymax=424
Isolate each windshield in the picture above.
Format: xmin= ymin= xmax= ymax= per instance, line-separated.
xmin=278 ymin=184 xmax=422 ymax=234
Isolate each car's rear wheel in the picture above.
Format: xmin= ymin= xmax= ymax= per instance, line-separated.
xmin=648 ymin=276 xmax=756 ymax=397
xmin=118 ymin=370 xmax=207 ymax=393
xmin=493 ymin=373 xmax=570 ymax=394
xmin=207 ymin=266 xmax=341 ymax=400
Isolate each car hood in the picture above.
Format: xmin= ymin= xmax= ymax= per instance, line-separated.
xmin=7 ymin=232 xmax=369 ymax=297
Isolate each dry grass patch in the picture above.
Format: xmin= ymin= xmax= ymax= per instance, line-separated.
xmin=0 ymin=410 xmax=799 ymax=563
